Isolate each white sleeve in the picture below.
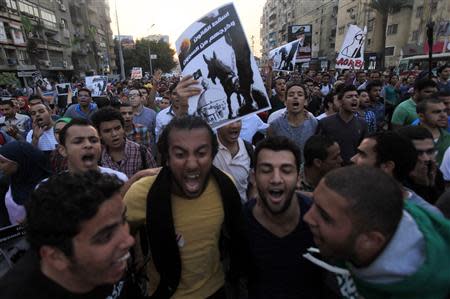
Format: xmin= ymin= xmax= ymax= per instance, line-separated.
xmin=440 ymin=147 xmax=450 ymax=181
xmin=26 ymin=130 xmax=33 ymax=143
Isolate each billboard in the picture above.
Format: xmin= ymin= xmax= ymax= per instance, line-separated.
xmin=288 ymin=25 xmax=312 ymax=62
xmin=115 ymin=35 xmax=135 ymax=49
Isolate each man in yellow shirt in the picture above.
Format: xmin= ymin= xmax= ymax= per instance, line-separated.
xmin=124 ymin=115 xmax=248 ymax=299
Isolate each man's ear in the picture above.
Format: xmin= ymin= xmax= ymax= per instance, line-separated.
xmin=380 ymin=160 xmax=395 ymax=177
xmin=39 ymin=245 xmax=71 ymax=271
xmin=58 ymin=144 xmax=67 ymax=158
xmin=313 ymin=158 xmax=323 ymax=169
xmin=354 ymin=230 xmax=386 ymax=261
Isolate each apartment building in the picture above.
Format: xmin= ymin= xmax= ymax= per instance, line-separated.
xmin=260 ymin=0 xmax=338 ymax=68
xmin=0 ymin=0 xmax=115 ymax=81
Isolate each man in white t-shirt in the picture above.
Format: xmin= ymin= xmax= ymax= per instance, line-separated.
xmin=26 ymin=103 xmax=58 ymax=153
xmin=57 ymin=118 xmax=127 ymax=182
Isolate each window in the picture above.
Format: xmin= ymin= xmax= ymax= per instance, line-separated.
xmin=338 ymin=26 xmax=345 ymax=35
xmin=431 ymin=1 xmax=438 ymax=13
xmin=412 ymin=30 xmax=419 ymax=41
xmin=367 ymin=38 xmax=371 ymax=45
xmin=367 ymin=19 xmax=374 ymax=32
xmin=40 ymin=8 xmax=56 ymax=23
xmin=329 ymin=42 xmax=335 ymax=49
xmin=18 ymin=1 xmax=39 ymax=17
xmin=330 ymin=29 xmax=336 ymax=37
xmin=416 ymin=6 xmax=423 ymax=18
xmin=6 ymin=0 xmax=17 ymax=10
xmin=387 ymin=24 xmax=398 ymax=35
xmin=385 ymin=47 xmax=395 ymax=56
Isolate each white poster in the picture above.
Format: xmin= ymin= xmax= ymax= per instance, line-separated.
xmin=85 ymin=76 xmax=107 ymax=96
xmin=269 ymin=40 xmax=299 ymax=72
xmin=131 ymin=67 xmax=143 ymax=80
xmin=0 ymin=22 xmax=7 ymax=42
xmin=336 ymin=25 xmax=366 ymax=70
xmin=176 ymin=2 xmax=270 ymax=129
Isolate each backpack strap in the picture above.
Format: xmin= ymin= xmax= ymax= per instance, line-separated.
xmin=243 ymin=140 xmax=254 ymax=169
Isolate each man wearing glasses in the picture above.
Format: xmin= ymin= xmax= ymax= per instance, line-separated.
xmin=64 ymin=88 xmax=98 ymax=120
xmin=128 ymin=87 xmax=156 ymax=150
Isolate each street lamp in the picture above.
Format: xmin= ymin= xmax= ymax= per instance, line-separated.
xmin=147 ymin=24 xmax=155 ymax=76
xmin=115 ymin=0 xmax=125 ymax=80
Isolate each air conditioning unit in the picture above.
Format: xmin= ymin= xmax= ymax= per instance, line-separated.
xmin=60 ymin=21 xmax=65 ymax=29
xmin=60 ymin=4 xmax=67 ymax=12
xmin=40 ymin=60 xmax=51 ymax=67
xmin=63 ymin=61 xmax=68 ymax=67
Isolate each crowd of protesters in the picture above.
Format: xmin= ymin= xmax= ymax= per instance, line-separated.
xmin=0 ymin=63 xmax=449 ymax=299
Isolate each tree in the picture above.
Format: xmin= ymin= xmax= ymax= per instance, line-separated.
xmin=369 ymin=0 xmax=413 ymax=68
xmin=116 ymin=38 xmax=177 ymax=76
xmin=0 ymin=73 xmax=20 ymax=86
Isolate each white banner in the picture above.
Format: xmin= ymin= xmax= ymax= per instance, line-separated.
xmin=176 ymin=2 xmax=270 ymax=129
xmin=131 ymin=67 xmax=143 ymax=80
xmin=336 ymin=25 xmax=366 ymax=70
xmin=0 ymin=22 xmax=7 ymax=42
xmin=268 ymin=40 xmax=299 ymax=72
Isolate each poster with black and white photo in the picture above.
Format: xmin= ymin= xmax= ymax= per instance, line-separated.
xmin=56 ymin=83 xmax=71 ymax=109
xmin=288 ymin=25 xmax=312 ymax=63
xmin=269 ymin=40 xmax=299 ymax=72
xmin=85 ymin=76 xmax=107 ymax=96
xmin=176 ymin=2 xmax=270 ymax=129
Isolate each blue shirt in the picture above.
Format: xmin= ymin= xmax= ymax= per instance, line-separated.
xmin=411 ymin=117 xmax=450 ymax=133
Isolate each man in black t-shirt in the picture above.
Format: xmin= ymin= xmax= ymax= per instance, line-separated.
xmin=0 ymin=171 xmax=135 ymax=299
xmin=244 ymin=136 xmax=333 ymax=299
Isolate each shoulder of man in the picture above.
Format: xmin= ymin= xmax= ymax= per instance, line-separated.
xmin=124 ymin=175 xmax=158 ymax=226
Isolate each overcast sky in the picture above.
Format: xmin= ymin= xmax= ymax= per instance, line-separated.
xmin=108 ymin=0 xmax=265 ymax=56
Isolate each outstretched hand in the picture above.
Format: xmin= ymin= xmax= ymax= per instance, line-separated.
xmin=174 ymin=75 xmax=202 ymax=106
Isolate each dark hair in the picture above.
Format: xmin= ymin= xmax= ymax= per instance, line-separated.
xmin=28 ymin=95 xmax=44 ymax=105
xmin=357 ymin=89 xmax=368 ymax=95
xmin=437 ymin=64 xmax=449 ymax=75
xmin=284 ymin=80 xmax=308 ymax=101
xmin=254 ymin=136 xmax=301 ymax=173
xmin=437 ymin=90 xmax=450 ymax=98
xmin=323 ymin=165 xmax=403 ymax=236
xmin=338 ymin=85 xmax=357 ymax=100
xmin=157 ymin=115 xmax=218 ymax=165
xmin=397 ymin=125 xmax=433 ymax=141
xmin=128 ymin=87 xmax=141 ymax=96
xmin=366 ymin=132 xmax=417 ymax=182
xmin=366 ymin=80 xmax=382 ymax=92
xmin=119 ymin=102 xmax=132 ymax=108
xmin=272 ymin=76 xmax=286 ymax=89
xmin=26 ymin=171 xmax=123 ymax=256
xmin=0 ymin=99 xmax=14 ymax=107
xmin=416 ymin=96 xmax=443 ymax=114
xmin=59 ymin=118 xmax=94 ymax=146
xmin=91 ymin=107 xmax=125 ymax=130
xmin=78 ymin=87 xmax=92 ymax=97
xmin=414 ymin=78 xmax=437 ymax=92
xmin=304 ymin=135 xmax=335 ymax=167
xmin=323 ymin=93 xmax=335 ymax=110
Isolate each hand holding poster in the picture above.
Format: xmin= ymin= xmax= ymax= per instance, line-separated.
xmin=336 ymin=25 xmax=366 ymax=70
xmin=175 ymin=2 xmax=270 ymax=129
xmin=85 ymin=76 xmax=107 ymax=96
xmin=269 ymin=40 xmax=299 ymax=72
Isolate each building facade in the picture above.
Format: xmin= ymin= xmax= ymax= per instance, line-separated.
xmin=0 ymin=0 xmax=115 ymax=82
xmin=260 ymin=0 xmax=338 ymax=68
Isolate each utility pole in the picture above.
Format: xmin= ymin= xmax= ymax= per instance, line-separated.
xmin=115 ymin=0 xmax=125 ymax=80
xmin=147 ymin=24 xmax=155 ymax=75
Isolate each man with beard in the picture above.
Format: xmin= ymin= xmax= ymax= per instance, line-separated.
xmin=244 ymin=136 xmax=331 ymax=299
xmin=0 ymin=171 xmax=135 ymax=299
xmin=57 ymin=118 xmax=128 ymax=182
xmin=26 ymin=103 xmax=58 ymax=154
xmin=124 ymin=116 xmax=248 ymax=298
xmin=64 ymin=88 xmax=98 ymax=120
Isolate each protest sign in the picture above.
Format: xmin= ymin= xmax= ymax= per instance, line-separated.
xmin=85 ymin=76 xmax=107 ymax=96
xmin=131 ymin=67 xmax=143 ymax=80
xmin=288 ymin=25 xmax=312 ymax=63
xmin=269 ymin=40 xmax=299 ymax=71
xmin=56 ymin=83 xmax=71 ymax=108
xmin=176 ymin=2 xmax=270 ymax=129
xmin=336 ymin=25 xmax=366 ymax=70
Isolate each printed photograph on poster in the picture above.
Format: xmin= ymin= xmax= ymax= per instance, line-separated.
xmin=288 ymin=25 xmax=312 ymax=62
xmin=131 ymin=67 xmax=143 ymax=80
xmin=56 ymin=83 xmax=71 ymax=109
xmin=85 ymin=76 xmax=107 ymax=96
xmin=269 ymin=40 xmax=299 ymax=72
xmin=176 ymin=2 xmax=270 ymax=129
xmin=335 ymin=25 xmax=366 ymax=70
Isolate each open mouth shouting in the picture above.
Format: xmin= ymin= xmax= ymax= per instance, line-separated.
xmin=81 ymin=153 xmax=98 ymax=169
xmin=267 ymin=187 xmax=285 ymax=204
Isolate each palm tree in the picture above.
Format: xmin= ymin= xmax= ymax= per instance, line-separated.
xmin=369 ymin=0 xmax=413 ymax=68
